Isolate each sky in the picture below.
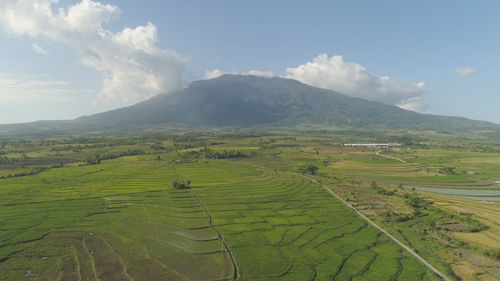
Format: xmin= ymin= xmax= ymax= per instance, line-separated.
xmin=0 ymin=0 xmax=499 ymax=124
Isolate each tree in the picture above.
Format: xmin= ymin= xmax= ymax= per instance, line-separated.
xmin=172 ymin=179 xmax=192 ymax=189
xmin=299 ymin=164 xmax=318 ymax=175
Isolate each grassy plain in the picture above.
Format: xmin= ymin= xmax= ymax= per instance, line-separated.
xmin=0 ymin=130 xmax=499 ymax=280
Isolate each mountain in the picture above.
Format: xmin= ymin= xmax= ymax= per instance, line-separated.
xmin=1 ymin=74 xmax=499 ymax=135
xmin=75 ymin=74 xmax=497 ymax=131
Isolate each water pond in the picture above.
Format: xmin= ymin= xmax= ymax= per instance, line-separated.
xmin=408 ymin=186 xmax=500 ymax=202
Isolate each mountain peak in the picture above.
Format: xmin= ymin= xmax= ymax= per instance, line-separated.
xmin=2 ymin=75 xmax=498 ymax=135
xmin=74 ymin=75 xmax=497 ymax=132
xmin=191 ymin=74 xmax=303 ymax=89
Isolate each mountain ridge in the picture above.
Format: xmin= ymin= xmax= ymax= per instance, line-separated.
xmin=1 ymin=74 xmax=498 ymax=135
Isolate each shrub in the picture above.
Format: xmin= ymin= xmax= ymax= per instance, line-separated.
xmin=172 ymin=179 xmax=191 ymax=189
xmin=438 ymin=166 xmax=456 ymax=175
xmin=298 ymin=165 xmax=318 ymax=175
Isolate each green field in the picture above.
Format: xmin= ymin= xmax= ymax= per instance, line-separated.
xmin=1 ymin=130 xmax=499 ymax=280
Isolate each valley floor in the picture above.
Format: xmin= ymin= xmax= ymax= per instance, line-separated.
xmin=0 ymin=129 xmax=499 ymax=280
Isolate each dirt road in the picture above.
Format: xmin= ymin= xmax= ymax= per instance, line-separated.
xmin=301 ymin=175 xmax=451 ymax=281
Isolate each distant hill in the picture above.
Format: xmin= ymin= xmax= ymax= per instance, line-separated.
xmin=1 ymin=74 xmax=499 ymax=135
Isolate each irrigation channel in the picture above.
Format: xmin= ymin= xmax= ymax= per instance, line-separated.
xmin=300 ymin=175 xmax=452 ymax=281
xmin=192 ymin=191 xmax=240 ymax=280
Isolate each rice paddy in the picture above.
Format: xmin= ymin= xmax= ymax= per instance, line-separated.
xmin=1 ymin=130 xmax=500 ymax=280
xmin=0 ymin=153 xmax=437 ymax=280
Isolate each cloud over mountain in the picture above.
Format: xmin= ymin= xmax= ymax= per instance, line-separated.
xmin=205 ymin=69 xmax=274 ymax=80
xmin=0 ymin=0 xmax=187 ymax=104
xmin=285 ymin=54 xmax=426 ymax=112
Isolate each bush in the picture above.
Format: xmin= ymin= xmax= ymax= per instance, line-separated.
xmin=483 ymin=250 xmax=500 ymax=260
xmin=463 ymin=217 xmax=488 ymax=232
xmin=298 ymin=165 xmax=318 ymax=175
xmin=183 ymin=148 xmax=249 ymax=159
xmin=377 ymin=189 xmax=395 ymax=196
xmin=438 ymin=166 xmax=456 ymax=175
xmin=84 ymin=149 xmax=145 ymax=165
xmin=172 ymin=179 xmax=191 ymax=189
xmin=405 ymin=194 xmax=431 ymax=209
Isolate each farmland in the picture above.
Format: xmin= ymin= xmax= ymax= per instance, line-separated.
xmin=0 ymin=130 xmax=499 ymax=280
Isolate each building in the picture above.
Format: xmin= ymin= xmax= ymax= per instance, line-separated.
xmin=343 ymin=143 xmax=401 ymax=149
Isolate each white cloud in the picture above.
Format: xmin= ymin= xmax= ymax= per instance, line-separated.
xmin=0 ymin=74 xmax=74 ymax=103
xmin=455 ymin=68 xmax=476 ymax=77
xmin=246 ymin=70 xmax=273 ymax=78
xmin=204 ymin=69 xmax=274 ymax=80
xmin=397 ymin=96 xmax=425 ymax=112
xmin=32 ymin=43 xmax=47 ymax=55
xmin=285 ymin=54 xmax=426 ymax=112
xmin=204 ymin=69 xmax=227 ymax=80
xmin=0 ymin=0 xmax=186 ymax=104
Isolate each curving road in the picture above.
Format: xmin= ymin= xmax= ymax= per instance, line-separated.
xmin=375 ymin=150 xmax=406 ymax=163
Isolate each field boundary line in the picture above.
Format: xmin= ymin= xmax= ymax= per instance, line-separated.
xmin=82 ymin=237 xmax=102 ymax=281
xmin=192 ymin=191 xmax=240 ymax=281
xmin=108 ymin=229 xmax=194 ymax=281
xmin=70 ymin=245 xmax=82 ymax=281
xmin=99 ymin=234 xmax=134 ymax=281
xmin=300 ymin=175 xmax=452 ymax=281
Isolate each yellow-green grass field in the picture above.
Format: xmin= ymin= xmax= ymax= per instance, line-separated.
xmin=2 ymin=130 xmax=500 ymax=281
xmin=0 ymin=152 xmax=436 ymax=280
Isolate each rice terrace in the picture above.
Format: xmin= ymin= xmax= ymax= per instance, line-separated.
xmin=2 ymin=0 xmax=500 ymax=280
xmin=0 ymin=129 xmax=500 ymax=281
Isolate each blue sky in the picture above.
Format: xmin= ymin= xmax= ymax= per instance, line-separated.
xmin=0 ymin=0 xmax=499 ymax=124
